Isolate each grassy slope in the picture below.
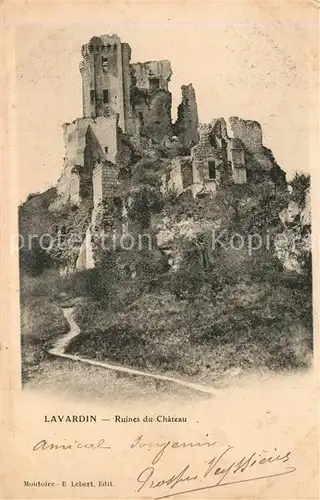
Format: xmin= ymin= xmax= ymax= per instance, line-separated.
xmin=21 ymin=297 xmax=69 ymax=382
xmin=65 ymin=176 xmax=312 ymax=380
xmin=19 ymin=169 xmax=312 ymax=383
xmin=67 ymin=280 xmax=312 ymax=383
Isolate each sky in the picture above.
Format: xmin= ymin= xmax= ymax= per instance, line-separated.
xmin=15 ymin=4 xmax=318 ymax=202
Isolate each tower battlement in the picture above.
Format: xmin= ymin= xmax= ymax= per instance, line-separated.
xmin=79 ymin=34 xmax=177 ymax=141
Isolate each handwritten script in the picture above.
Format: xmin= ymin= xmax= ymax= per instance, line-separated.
xmin=32 ymin=438 xmax=111 ymax=451
xmin=130 ymin=435 xmax=296 ymax=499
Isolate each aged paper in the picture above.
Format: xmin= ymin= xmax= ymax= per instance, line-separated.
xmin=1 ymin=1 xmax=319 ymax=499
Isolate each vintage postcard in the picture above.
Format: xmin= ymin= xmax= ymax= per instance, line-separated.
xmin=1 ymin=1 xmax=319 ymax=499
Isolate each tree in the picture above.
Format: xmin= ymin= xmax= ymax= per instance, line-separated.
xmin=290 ymin=172 xmax=310 ymax=207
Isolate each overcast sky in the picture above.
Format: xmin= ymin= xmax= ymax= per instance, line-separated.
xmin=16 ymin=4 xmax=318 ymax=202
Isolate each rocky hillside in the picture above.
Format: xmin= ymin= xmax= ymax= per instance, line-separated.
xmin=18 ymin=31 xmax=313 ymax=382
xmin=19 ymin=145 xmax=312 ymax=381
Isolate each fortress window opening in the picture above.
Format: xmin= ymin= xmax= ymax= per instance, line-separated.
xmin=103 ymin=89 xmax=109 ymax=104
xmin=208 ymin=161 xmax=216 ymax=180
xmin=149 ymin=77 xmax=160 ymax=91
xmin=102 ymin=57 xmax=108 ymax=71
xmin=138 ymin=112 xmax=144 ymax=126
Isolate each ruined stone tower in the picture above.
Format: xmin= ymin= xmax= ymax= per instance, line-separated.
xmin=48 ymin=33 xmax=288 ymax=274
xmin=79 ymin=34 xmax=175 ymax=141
xmin=174 ymin=84 xmax=199 ymax=148
xmin=79 ymin=34 xmax=132 ymax=132
xmin=54 ymin=34 xmax=179 ymax=211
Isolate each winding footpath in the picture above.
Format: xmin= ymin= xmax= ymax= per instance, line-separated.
xmin=48 ymin=307 xmax=217 ymax=396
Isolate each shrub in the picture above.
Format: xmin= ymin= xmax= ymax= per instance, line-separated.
xmin=21 ymin=299 xmax=69 ymax=382
xmin=290 ymin=172 xmax=310 ymax=207
xmin=128 ymin=187 xmax=164 ymax=229
xmin=19 ymin=243 xmax=53 ymax=276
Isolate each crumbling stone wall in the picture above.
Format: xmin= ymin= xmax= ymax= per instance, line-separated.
xmin=50 ymin=32 xmax=291 ymax=273
xmin=131 ymin=89 xmax=173 ymax=143
xmin=166 ymin=157 xmax=193 ymax=195
xmin=174 ymin=84 xmax=199 ymax=148
xmin=116 ymin=132 xmax=134 ymax=169
xmin=129 ymin=59 xmax=173 ymax=143
xmin=57 ymin=32 xmax=284 ymax=217
xmin=211 ymin=117 xmax=228 ymax=138
xmin=181 ymin=158 xmax=193 ymax=189
xmin=191 ymin=124 xmax=225 ymax=184
xmin=63 ymin=118 xmax=92 ymax=167
xmin=227 ymin=138 xmax=246 ymax=184
xmin=92 ymin=161 xmax=118 ymax=208
xmin=167 ymin=160 xmax=183 ymax=194
xmin=90 ymin=115 xmax=119 ymax=163
xmin=52 ymin=115 xmax=120 ymax=209
xmin=131 ymin=60 xmax=172 ymax=91
xmin=129 ymin=87 xmax=149 ymax=138
xmin=53 ymin=118 xmax=92 ymax=209
xmin=159 ymin=117 xmax=252 ymax=197
xmin=121 ymin=43 xmax=134 ymax=135
xmin=93 ymin=163 xmax=106 ymax=208
xmin=69 ymin=171 xmax=81 ymax=205
xmin=82 ymin=116 xmax=119 ymax=199
xmin=228 ymin=116 xmax=274 ymax=171
xmin=144 ymin=90 xmax=173 ymax=143
xmin=228 ymin=117 xmax=263 ymax=154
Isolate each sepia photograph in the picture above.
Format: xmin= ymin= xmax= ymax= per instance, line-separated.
xmin=2 ymin=2 xmax=318 ymax=499
xmin=18 ymin=26 xmax=313 ymax=399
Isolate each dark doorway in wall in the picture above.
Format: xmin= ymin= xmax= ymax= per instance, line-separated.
xmin=149 ymin=78 xmax=160 ymax=91
xmin=138 ymin=112 xmax=144 ymax=126
xmin=208 ymin=161 xmax=216 ymax=180
xmin=182 ymin=161 xmax=193 ymax=189
xmin=103 ymin=89 xmax=109 ymax=103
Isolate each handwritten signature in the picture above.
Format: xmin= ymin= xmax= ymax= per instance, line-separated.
xmin=131 ymin=435 xmax=296 ymax=499
xmin=32 ymin=438 xmax=111 ymax=451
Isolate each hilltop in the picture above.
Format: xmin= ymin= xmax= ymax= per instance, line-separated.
xmin=19 ymin=34 xmax=312 ymax=384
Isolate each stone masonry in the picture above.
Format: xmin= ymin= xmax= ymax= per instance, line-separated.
xmin=53 ymin=34 xmax=183 ymax=212
xmin=162 ymin=118 xmax=247 ymax=198
xmin=52 ymin=33 xmax=286 ymax=214
xmin=174 ymin=84 xmax=199 ymax=148
xmin=50 ymin=34 xmax=286 ymax=271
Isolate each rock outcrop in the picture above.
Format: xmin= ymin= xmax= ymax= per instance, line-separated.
xmin=275 ymin=190 xmax=311 ymax=273
xmin=228 ymin=116 xmax=275 ymax=171
xmin=174 ymin=84 xmax=199 ymax=148
xmin=23 ymin=33 xmax=292 ymax=277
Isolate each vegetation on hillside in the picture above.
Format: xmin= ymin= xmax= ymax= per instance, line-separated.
xmin=19 ymin=169 xmax=312 ymax=383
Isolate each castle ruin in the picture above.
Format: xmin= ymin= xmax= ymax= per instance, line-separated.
xmin=51 ymin=34 xmax=285 ymax=271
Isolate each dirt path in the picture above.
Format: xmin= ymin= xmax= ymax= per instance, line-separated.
xmin=48 ymin=307 xmax=217 ymax=396
xmin=48 ymin=307 xmax=80 ymax=355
